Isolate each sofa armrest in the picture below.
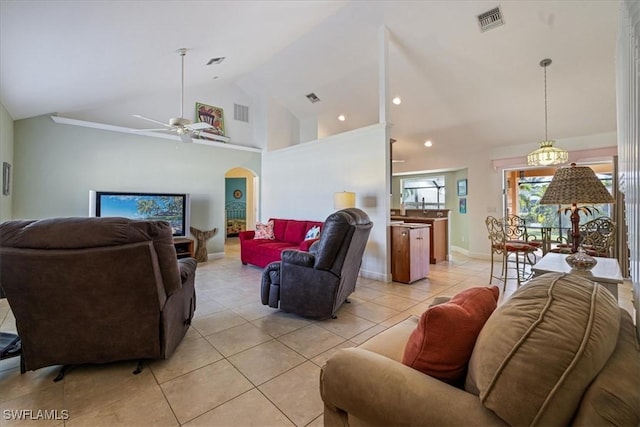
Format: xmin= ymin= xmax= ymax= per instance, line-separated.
xmin=321 ymin=348 xmax=507 ymax=427
xmin=178 ymin=258 xmax=197 ymax=283
xmin=281 ymin=249 xmax=315 ymax=268
xmin=238 ymin=230 xmax=255 ymax=241
xmin=299 ymin=238 xmax=319 ymax=252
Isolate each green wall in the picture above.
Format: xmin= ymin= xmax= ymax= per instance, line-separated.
xmin=392 ymin=169 xmax=469 ymax=251
xmin=13 ymin=115 xmax=261 ymax=255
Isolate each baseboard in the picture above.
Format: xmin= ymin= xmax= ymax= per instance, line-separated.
xmin=207 ymin=252 xmax=225 ymax=261
xmin=359 ymin=269 xmax=392 ymax=283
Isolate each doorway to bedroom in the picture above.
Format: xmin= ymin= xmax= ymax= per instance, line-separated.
xmin=224 ymin=167 xmax=258 ymax=242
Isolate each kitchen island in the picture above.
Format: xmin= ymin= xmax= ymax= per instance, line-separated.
xmin=390 ymin=209 xmax=450 ymax=264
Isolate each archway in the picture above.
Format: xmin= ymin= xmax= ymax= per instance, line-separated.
xmin=224 ymin=167 xmax=259 ymax=241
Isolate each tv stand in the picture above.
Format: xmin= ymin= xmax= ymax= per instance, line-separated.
xmin=173 ymin=237 xmax=194 ymax=259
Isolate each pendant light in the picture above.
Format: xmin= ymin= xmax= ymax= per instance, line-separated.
xmin=527 ymin=58 xmax=569 ymax=166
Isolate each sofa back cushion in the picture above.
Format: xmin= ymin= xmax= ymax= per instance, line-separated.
xmin=271 ymin=219 xmax=322 ymax=244
xmin=402 ymin=286 xmax=499 ymax=385
xmin=465 ymin=273 xmax=620 ymax=426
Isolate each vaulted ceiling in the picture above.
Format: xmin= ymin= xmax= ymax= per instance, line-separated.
xmin=0 ymin=1 xmax=619 ymax=169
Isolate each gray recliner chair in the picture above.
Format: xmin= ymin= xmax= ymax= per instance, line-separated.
xmin=261 ymin=208 xmax=373 ymax=319
xmin=0 ymin=217 xmax=197 ymax=379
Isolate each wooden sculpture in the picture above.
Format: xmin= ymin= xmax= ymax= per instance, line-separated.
xmin=190 ymin=227 xmax=218 ymax=262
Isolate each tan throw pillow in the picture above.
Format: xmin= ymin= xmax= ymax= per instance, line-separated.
xmin=254 ymin=220 xmax=274 ymax=239
xmin=402 ymin=286 xmax=499 ymax=385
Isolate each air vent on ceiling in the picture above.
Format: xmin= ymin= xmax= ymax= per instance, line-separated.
xmin=477 ymin=7 xmax=504 ymax=32
xmin=234 ymin=103 xmax=249 ymax=123
xmin=206 ymin=57 xmax=225 ymax=65
xmin=305 ymin=93 xmax=321 ymax=103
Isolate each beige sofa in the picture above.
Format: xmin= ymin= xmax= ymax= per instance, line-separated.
xmin=320 ymin=273 xmax=640 ymax=426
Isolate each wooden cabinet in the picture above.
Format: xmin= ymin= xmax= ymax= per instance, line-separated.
xmin=390 ymin=214 xmax=449 ymax=264
xmin=391 ymin=224 xmax=430 ymax=283
xmin=173 ymin=237 xmax=194 ymax=259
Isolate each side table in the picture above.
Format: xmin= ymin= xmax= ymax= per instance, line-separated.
xmin=531 ymin=253 xmax=624 ymax=300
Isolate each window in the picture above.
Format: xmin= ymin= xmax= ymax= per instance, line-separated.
xmin=507 ymin=166 xmax=613 ymax=241
xmin=401 ymin=176 xmax=446 ymax=209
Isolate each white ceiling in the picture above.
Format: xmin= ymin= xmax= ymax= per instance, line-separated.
xmin=0 ymin=1 xmax=619 ymax=168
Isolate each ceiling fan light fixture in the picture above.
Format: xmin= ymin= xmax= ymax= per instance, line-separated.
xmin=527 ymin=58 xmax=568 ymax=167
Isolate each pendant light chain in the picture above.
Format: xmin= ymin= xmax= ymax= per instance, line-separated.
xmin=544 ymin=61 xmax=548 ymax=142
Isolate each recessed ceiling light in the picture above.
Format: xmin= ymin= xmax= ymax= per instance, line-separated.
xmin=338 ymin=114 xmax=346 ymax=121
xmin=392 ymin=97 xmax=402 ymax=105
xmin=424 ymin=140 xmax=433 ymax=147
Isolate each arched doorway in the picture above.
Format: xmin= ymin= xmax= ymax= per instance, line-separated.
xmin=224 ymin=167 xmax=259 ymax=241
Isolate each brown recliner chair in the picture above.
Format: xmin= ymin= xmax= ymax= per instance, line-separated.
xmin=0 ymin=217 xmax=197 ymax=379
xmin=261 ymin=208 xmax=373 ymax=319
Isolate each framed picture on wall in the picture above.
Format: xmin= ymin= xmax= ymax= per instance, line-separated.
xmin=457 ymin=179 xmax=468 ymax=196
xmin=195 ymin=102 xmax=226 ymax=137
xmin=459 ymin=198 xmax=467 ymax=214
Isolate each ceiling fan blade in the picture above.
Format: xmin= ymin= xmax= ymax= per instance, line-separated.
xmin=187 ymin=122 xmax=213 ymax=131
xmin=133 ymin=114 xmax=171 ymax=127
xmin=131 ymin=128 xmax=171 ymax=132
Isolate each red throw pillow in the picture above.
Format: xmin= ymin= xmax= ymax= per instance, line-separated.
xmin=402 ymin=286 xmax=499 ymax=385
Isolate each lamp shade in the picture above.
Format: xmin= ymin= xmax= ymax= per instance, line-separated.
xmin=527 ymin=140 xmax=569 ymax=166
xmin=334 ymin=191 xmax=356 ymax=209
xmin=540 ymin=163 xmax=614 ymax=205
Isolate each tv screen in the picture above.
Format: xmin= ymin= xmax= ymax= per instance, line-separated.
xmin=90 ymin=191 xmax=190 ymax=237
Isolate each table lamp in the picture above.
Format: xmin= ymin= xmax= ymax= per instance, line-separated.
xmin=334 ymin=191 xmax=356 ymax=210
xmin=539 ymin=163 xmax=614 ymax=253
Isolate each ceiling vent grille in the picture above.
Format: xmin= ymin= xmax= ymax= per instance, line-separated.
xmin=305 ymin=93 xmax=321 ymax=103
xmin=206 ymin=57 xmax=225 ymax=65
xmin=234 ymin=104 xmax=249 ymax=123
xmin=477 ymin=7 xmax=504 ymax=32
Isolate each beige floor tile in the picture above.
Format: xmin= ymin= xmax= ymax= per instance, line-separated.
xmin=277 ymin=324 xmax=345 ymax=359
xmin=161 ymin=359 xmax=253 ymax=424
xmin=370 ymin=293 xmax=420 ymax=311
xmin=315 ymin=312 xmax=376 ymax=339
xmin=259 ymin=362 xmax=324 ymax=427
xmin=341 ymin=300 xmax=400 ymax=323
xmin=306 ymin=414 xmax=324 ymax=427
xmin=183 ymin=389 xmax=294 ymax=427
xmin=0 ymin=365 xmax=60 ymax=403
xmin=204 ymin=322 xmax=273 ymax=357
xmin=349 ymin=324 xmax=388 ymax=345
xmin=250 ymin=312 xmax=314 ymax=338
xmin=150 ymin=336 xmax=223 ymax=384
xmin=310 ymin=341 xmax=356 ymax=367
xmin=228 ymin=340 xmax=306 ymax=386
xmin=63 ymin=362 xmax=159 ymax=419
xmin=0 ymin=385 xmax=65 ymax=427
xmin=192 ymin=310 xmax=248 ymax=336
xmin=231 ymin=302 xmax=278 ymax=321
xmin=65 ymin=383 xmax=177 ymax=427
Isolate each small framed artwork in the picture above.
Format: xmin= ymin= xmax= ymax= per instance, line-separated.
xmin=2 ymin=162 xmax=10 ymax=196
xmin=457 ymin=179 xmax=468 ymax=196
xmin=195 ymin=102 xmax=226 ymax=137
xmin=459 ymin=198 xmax=467 ymax=214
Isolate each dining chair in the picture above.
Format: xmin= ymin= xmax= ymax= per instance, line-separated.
xmin=485 ymin=216 xmax=538 ymax=290
xmin=550 ymin=217 xmax=616 ymax=258
xmin=504 ymin=214 xmax=544 ymax=258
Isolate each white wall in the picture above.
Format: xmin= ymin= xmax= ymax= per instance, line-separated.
xmin=0 ymin=103 xmax=13 ymax=221
xmin=13 ymin=114 xmax=261 ymax=255
xmin=262 ymin=123 xmax=389 ymax=281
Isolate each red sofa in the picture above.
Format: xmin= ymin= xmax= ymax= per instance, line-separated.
xmin=239 ymin=218 xmax=323 ymax=268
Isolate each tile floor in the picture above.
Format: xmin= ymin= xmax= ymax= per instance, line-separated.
xmin=0 ymin=239 xmax=634 ymax=426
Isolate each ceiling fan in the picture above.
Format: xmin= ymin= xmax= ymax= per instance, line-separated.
xmin=132 ymin=48 xmax=212 ymax=143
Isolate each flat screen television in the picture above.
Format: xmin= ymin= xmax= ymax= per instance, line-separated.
xmin=89 ymin=191 xmax=190 ymax=237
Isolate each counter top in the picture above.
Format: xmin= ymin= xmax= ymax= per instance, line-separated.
xmin=390 ymin=215 xmax=448 ymax=221
xmin=390 ymin=222 xmax=431 ymax=228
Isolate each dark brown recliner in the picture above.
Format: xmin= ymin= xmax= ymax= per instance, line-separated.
xmin=0 ymin=217 xmax=197 ymax=377
xmin=261 ymin=208 xmax=373 ymax=319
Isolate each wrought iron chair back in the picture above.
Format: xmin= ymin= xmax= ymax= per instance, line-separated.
xmin=581 ymin=217 xmax=616 ymax=258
